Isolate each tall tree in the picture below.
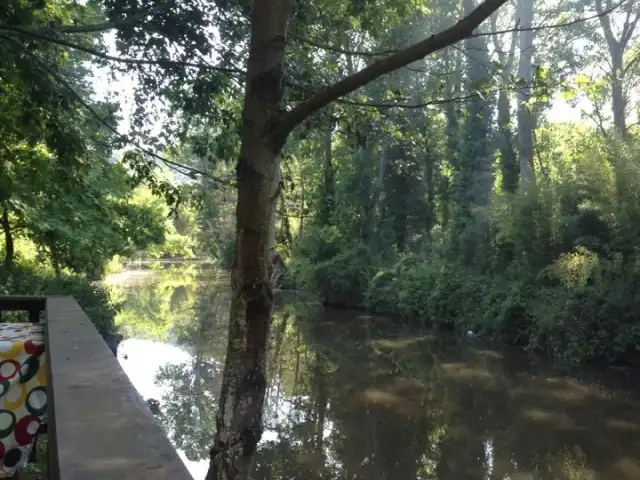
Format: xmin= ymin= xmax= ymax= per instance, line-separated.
xmin=491 ymin=8 xmax=519 ymax=193
xmin=516 ymin=0 xmax=536 ymax=185
xmin=205 ymin=1 xmax=509 ymax=478
xmin=2 ymin=0 xmax=512 ymax=476
xmin=594 ymin=0 xmax=640 ymax=138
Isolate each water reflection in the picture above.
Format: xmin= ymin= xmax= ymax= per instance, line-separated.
xmin=108 ymin=267 xmax=640 ymax=480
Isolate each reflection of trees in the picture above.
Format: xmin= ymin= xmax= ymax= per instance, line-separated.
xmin=153 ymin=271 xmax=231 ymax=461
xmin=156 ymin=361 xmax=219 ymax=460
xmin=112 ymin=272 xmax=640 ymax=479
xmin=107 ymin=266 xmax=204 ymax=340
xmin=254 ymin=306 xmax=640 ymax=480
xmin=303 ymin=314 xmax=434 ymax=480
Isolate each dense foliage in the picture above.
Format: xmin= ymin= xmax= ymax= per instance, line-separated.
xmin=2 ymin=0 xmax=636 ymax=360
xmin=265 ymin=3 xmax=640 ymax=366
xmin=0 ymin=0 xmax=206 ymax=334
xmin=2 ymin=0 xmax=640 ymax=476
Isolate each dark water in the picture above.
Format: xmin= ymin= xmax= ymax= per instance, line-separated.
xmin=108 ymin=267 xmax=640 ymax=480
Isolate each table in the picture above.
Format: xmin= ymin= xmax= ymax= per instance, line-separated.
xmin=0 ymin=324 xmax=46 ymax=478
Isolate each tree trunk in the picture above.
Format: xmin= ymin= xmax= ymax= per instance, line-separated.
xmin=498 ymin=91 xmax=518 ymax=192
xmin=318 ymin=120 xmax=335 ymax=225
xmin=1 ymin=202 xmax=13 ymax=271
xmin=596 ymin=0 xmax=637 ymax=139
xmin=205 ymin=0 xmax=510 ymax=475
xmin=441 ymin=47 xmax=458 ymax=228
xmin=205 ymin=0 xmax=292 ymax=478
xmin=424 ymin=139 xmax=435 ymax=236
xmin=490 ymin=13 xmax=518 ymax=193
xmin=46 ymin=237 xmax=62 ymax=280
xmin=610 ymin=45 xmax=627 ymax=138
xmin=516 ymin=0 xmax=535 ymax=186
xmin=462 ymin=0 xmax=493 ymax=206
xmin=363 ymin=140 xmax=383 ymax=243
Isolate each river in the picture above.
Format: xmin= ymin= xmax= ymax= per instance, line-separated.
xmin=105 ymin=266 xmax=640 ymax=480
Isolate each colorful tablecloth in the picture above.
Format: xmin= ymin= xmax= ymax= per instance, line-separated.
xmin=0 ymin=324 xmax=46 ymax=478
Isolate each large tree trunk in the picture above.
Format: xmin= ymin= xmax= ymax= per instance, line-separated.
xmin=318 ymin=119 xmax=335 ymax=225
xmin=205 ymin=0 xmax=292 ymax=478
xmin=441 ymin=47 xmax=458 ymax=228
xmin=1 ymin=202 xmax=13 ymax=271
xmin=490 ymin=14 xmax=519 ymax=193
xmin=516 ymin=0 xmax=535 ymax=186
xmin=367 ymin=141 xmax=385 ymax=243
xmin=610 ymin=48 xmax=627 ymax=138
xmin=498 ymin=91 xmax=518 ymax=192
xmin=424 ymin=138 xmax=436 ymax=235
xmin=462 ymin=0 xmax=493 ymax=207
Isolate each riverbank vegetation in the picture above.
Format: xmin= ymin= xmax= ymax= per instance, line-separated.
xmin=288 ymin=128 xmax=640 ymax=365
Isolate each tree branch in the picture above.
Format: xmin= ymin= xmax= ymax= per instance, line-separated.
xmin=0 ymin=27 xmax=246 ymax=75
xmin=291 ymin=0 xmax=626 ymax=61
xmin=337 ymin=81 xmax=543 ymax=109
xmin=0 ymin=35 xmax=237 ymax=188
xmin=476 ymin=0 xmax=627 ymax=38
xmin=338 ymin=91 xmax=485 ymax=109
xmin=0 ymin=1 xmax=175 ymax=35
xmin=291 ymin=34 xmax=397 ymax=57
xmin=278 ymin=0 xmax=508 ymax=136
xmin=622 ymin=14 xmax=640 ymax=48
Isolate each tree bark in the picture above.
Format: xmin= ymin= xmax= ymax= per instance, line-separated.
xmin=363 ymin=139 xmax=383 ymax=244
xmin=424 ymin=139 xmax=435 ymax=235
xmin=441 ymin=47 xmax=458 ymax=228
xmin=491 ymin=13 xmax=518 ymax=193
xmin=1 ymin=202 xmax=13 ymax=271
xmin=462 ymin=0 xmax=493 ymax=207
xmin=610 ymin=47 xmax=627 ymax=137
xmin=516 ymin=0 xmax=536 ymax=187
xmin=205 ymin=0 xmax=292 ymax=478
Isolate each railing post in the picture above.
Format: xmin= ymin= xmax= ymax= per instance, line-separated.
xmin=0 ymin=296 xmax=46 ymax=323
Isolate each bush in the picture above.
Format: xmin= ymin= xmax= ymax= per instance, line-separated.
xmin=528 ymin=257 xmax=640 ymax=364
xmin=290 ymin=226 xmax=374 ymax=307
xmin=0 ymin=261 xmax=118 ymax=338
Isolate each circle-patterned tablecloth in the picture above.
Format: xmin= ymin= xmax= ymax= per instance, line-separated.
xmin=0 ymin=323 xmax=46 ymax=478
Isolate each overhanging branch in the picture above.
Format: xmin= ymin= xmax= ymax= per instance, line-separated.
xmin=339 ymin=91 xmax=491 ymax=109
xmin=292 ymin=1 xmax=627 ymax=60
xmin=481 ymin=0 xmax=627 ymax=38
xmin=1 ymin=35 xmax=237 ymax=188
xmin=278 ymin=0 xmax=509 ymax=136
xmin=337 ymin=80 xmax=548 ymax=109
xmin=0 ymin=1 xmax=174 ymax=36
xmin=0 ymin=27 xmax=246 ymax=76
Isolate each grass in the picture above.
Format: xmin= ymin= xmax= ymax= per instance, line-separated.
xmin=20 ymin=434 xmax=47 ymax=480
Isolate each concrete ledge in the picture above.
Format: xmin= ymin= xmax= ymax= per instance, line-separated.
xmin=45 ymin=296 xmax=192 ymax=479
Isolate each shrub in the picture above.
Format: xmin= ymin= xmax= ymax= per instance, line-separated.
xmin=0 ymin=261 xmax=117 ymax=337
